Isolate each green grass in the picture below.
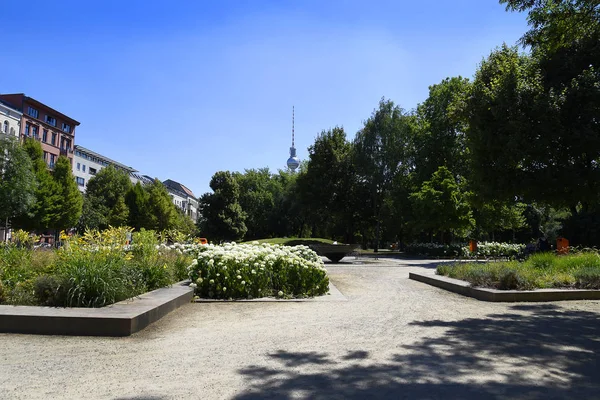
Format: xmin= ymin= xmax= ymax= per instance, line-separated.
xmin=437 ymin=252 xmax=600 ymax=290
xmin=242 ymin=238 xmax=336 ymax=246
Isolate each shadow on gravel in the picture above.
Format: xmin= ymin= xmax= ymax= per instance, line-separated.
xmin=235 ymin=304 xmax=600 ymax=399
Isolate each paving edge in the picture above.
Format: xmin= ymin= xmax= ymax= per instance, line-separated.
xmin=0 ymin=281 xmax=194 ymax=336
xmin=409 ymin=271 xmax=600 ymax=302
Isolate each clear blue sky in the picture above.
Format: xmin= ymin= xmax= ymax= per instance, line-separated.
xmin=0 ymin=0 xmax=528 ymax=196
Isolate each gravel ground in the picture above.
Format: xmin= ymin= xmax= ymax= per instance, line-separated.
xmin=1 ymin=257 xmax=599 ymax=399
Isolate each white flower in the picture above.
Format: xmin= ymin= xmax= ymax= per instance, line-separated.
xmin=278 ymin=291 xmax=283 ymax=297
xmin=190 ymin=283 xmax=197 ymax=288
xmin=237 ymin=275 xmax=242 ymax=280
xmin=196 ymin=278 xmax=203 ymax=284
xmin=223 ymin=287 xmax=227 ymax=292
xmin=241 ymin=281 xmax=246 ymax=285
xmin=216 ymin=273 xmax=220 ymax=277
xmin=209 ymin=279 xmax=215 ymax=284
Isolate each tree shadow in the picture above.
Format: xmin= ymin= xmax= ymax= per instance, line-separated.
xmin=235 ymin=304 xmax=600 ymax=399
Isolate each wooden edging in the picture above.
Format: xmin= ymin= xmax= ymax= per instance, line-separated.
xmin=0 ymin=281 xmax=193 ymax=336
xmin=409 ymin=271 xmax=600 ymax=302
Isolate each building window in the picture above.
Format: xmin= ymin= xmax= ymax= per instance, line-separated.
xmin=51 ymin=132 xmax=57 ymax=145
xmin=77 ymin=162 xmax=80 ymax=171
xmin=76 ymin=177 xmax=85 ymax=186
xmin=43 ymin=151 xmax=48 ymax=162
xmin=32 ymin=125 xmax=38 ymax=139
xmin=62 ymin=123 xmax=71 ymax=133
xmin=2 ymin=120 xmax=7 ymax=133
xmin=45 ymin=115 xmax=57 ymax=127
xmin=82 ymin=165 xmax=86 ymax=172
xmin=89 ymin=167 xmax=97 ymax=176
xmin=42 ymin=129 xmax=48 ymax=142
xmin=49 ymin=154 xmax=56 ymax=167
xmin=28 ymin=107 xmax=39 ymax=118
xmin=25 ymin=123 xmax=30 ymax=135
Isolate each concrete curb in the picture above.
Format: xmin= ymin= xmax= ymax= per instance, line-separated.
xmin=0 ymin=281 xmax=194 ymax=336
xmin=409 ymin=271 xmax=600 ymax=302
xmin=194 ymin=281 xmax=347 ymax=303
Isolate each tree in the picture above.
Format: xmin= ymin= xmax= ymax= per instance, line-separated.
xmin=412 ymin=77 xmax=471 ymax=185
xmin=296 ymin=127 xmax=357 ymax=241
xmin=409 ymin=166 xmax=473 ymax=242
xmin=145 ymin=179 xmax=179 ymax=231
xmin=354 ymin=98 xmax=414 ymax=250
xmin=80 ymin=165 xmax=132 ymax=230
xmin=234 ymin=168 xmax=277 ymax=240
xmin=53 ymin=156 xmax=83 ymax=231
xmin=0 ymin=135 xmax=37 ymax=238
xmin=13 ymin=138 xmax=62 ymax=232
xmin=198 ymin=171 xmax=247 ymax=242
xmin=125 ymin=182 xmax=151 ymax=230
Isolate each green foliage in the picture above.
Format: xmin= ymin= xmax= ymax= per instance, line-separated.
xmin=0 ymin=135 xmax=37 ymax=229
xmin=145 ymin=179 xmax=180 ymax=231
xmin=410 ymin=166 xmax=473 ymax=240
xmin=125 ymin=182 xmax=151 ymax=230
xmin=13 ymin=138 xmax=62 ymax=231
xmin=187 ymin=242 xmax=329 ymax=299
xmin=437 ymin=251 xmax=600 ymax=290
xmin=80 ymin=166 xmax=132 ymax=230
xmin=53 ymin=156 xmax=83 ymax=230
xmin=198 ymin=171 xmax=247 ymax=242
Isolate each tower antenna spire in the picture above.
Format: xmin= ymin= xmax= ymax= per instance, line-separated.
xmin=286 ymin=105 xmax=300 ymax=172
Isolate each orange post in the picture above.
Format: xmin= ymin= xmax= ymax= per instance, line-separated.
xmin=557 ymin=237 xmax=569 ymax=254
xmin=469 ymin=240 xmax=477 ymax=253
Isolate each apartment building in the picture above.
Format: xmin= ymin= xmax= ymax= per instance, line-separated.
xmin=0 ymin=93 xmax=79 ymax=168
xmin=73 ymin=145 xmax=137 ymax=192
xmin=0 ymin=99 xmax=22 ymax=139
xmin=163 ymin=179 xmax=199 ymax=222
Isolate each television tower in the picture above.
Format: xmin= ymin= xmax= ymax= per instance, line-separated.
xmin=286 ymin=106 xmax=300 ymax=172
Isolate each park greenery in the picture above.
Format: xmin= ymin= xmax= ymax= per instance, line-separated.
xmin=1 ymin=1 xmax=598 ymax=251
xmin=187 ymin=242 xmax=329 ymax=299
xmin=0 ymin=227 xmax=193 ymax=307
xmin=437 ymin=251 xmax=600 ymax=290
xmin=198 ymin=1 xmax=600 ymax=249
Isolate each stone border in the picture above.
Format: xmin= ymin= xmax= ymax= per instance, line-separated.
xmin=194 ymin=281 xmax=346 ymax=303
xmin=0 ymin=281 xmax=193 ymax=336
xmin=409 ymin=271 xmax=600 ymax=302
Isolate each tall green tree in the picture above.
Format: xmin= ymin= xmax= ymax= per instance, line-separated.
xmin=125 ymin=182 xmax=151 ymax=230
xmin=234 ymin=168 xmax=277 ymax=240
xmin=354 ymin=98 xmax=414 ymax=250
xmin=53 ymin=156 xmax=83 ymax=231
xmin=0 ymin=135 xmax=37 ymax=237
xmin=413 ymin=76 xmax=471 ymax=185
xmin=80 ymin=165 xmax=132 ymax=230
xmin=198 ymin=171 xmax=247 ymax=242
xmin=409 ymin=166 xmax=473 ymax=242
xmin=297 ymin=127 xmax=357 ymax=241
xmin=13 ymin=138 xmax=61 ymax=231
xmin=145 ymin=179 xmax=179 ymax=231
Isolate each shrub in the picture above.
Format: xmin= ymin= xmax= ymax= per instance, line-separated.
xmin=187 ymin=242 xmax=329 ymax=299
xmin=574 ymin=267 xmax=600 ymax=289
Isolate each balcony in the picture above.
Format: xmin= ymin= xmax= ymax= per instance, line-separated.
xmin=60 ymin=147 xmax=73 ymax=156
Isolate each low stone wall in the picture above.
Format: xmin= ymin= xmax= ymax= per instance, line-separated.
xmin=409 ymin=271 xmax=600 ymax=302
xmin=0 ymin=281 xmax=193 ymax=336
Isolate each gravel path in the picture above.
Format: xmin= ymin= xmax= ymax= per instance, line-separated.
xmin=2 ymin=258 xmax=599 ymax=399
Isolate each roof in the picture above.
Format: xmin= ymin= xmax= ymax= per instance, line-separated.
xmin=0 ymin=99 xmax=22 ymax=114
xmin=0 ymin=93 xmax=80 ymax=125
xmin=74 ymin=145 xmax=137 ymax=173
xmin=163 ymin=179 xmax=196 ymax=198
xmin=130 ymin=173 xmax=154 ymax=185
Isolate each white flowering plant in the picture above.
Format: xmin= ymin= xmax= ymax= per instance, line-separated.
xmin=187 ymin=242 xmax=329 ymax=299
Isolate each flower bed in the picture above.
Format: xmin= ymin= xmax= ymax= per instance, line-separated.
xmin=0 ymin=228 xmax=194 ymax=307
xmin=405 ymin=242 xmax=526 ymax=259
xmin=187 ymin=242 xmax=329 ymax=299
xmin=436 ymin=252 xmax=600 ymax=290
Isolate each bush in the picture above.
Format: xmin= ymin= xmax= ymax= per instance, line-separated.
xmin=437 ymin=252 xmax=600 ymax=290
xmin=187 ymin=242 xmax=329 ymax=299
xmin=405 ymin=243 xmax=464 ymax=257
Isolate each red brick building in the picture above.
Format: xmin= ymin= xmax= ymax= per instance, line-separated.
xmin=0 ymin=93 xmax=79 ymax=168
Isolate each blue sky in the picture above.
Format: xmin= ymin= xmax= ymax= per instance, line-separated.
xmin=0 ymin=0 xmax=528 ymax=196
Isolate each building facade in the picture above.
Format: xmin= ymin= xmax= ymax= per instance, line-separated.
xmin=163 ymin=179 xmax=198 ymax=222
xmin=73 ymin=145 xmax=137 ymax=192
xmin=0 ymin=100 xmax=22 ymax=139
xmin=0 ymin=93 xmax=79 ymax=169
